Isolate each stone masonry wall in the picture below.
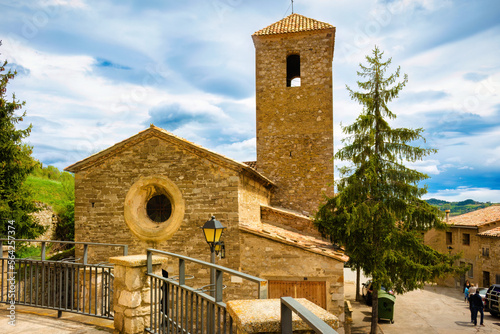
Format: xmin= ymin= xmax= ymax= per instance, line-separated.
xmin=239 ymin=230 xmax=344 ymax=320
xmin=238 ymin=173 xmax=271 ymax=227
xmin=479 ymin=236 xmax=500 ymax=286
xmin=425 ymin=222 xmax=500 ymax=287
xmin=31 ymin=203 xmax=58 ymax=241
xmin=254 ymin=29 xmax=335 ymax=216
xmin=74 ymin=135 xmax=242 ymax=271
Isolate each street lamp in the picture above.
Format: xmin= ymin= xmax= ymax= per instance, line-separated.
xmin=201 ymin=216 xmax=226 ymax=333
xmin=201 ymin=216 xmax=226 ymax=293
xmin=201 ymin=216 xmax=226 ymax=254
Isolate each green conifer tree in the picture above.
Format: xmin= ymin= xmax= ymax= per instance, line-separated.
xmin=315 ymin=47 xmax=462 ymax=334
xmin=0 ymin=42 xmax=44 ymax=240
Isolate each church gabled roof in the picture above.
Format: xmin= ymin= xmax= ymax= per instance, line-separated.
xmin=65 ymin=125 xmax=275 ymax=188
xmin=253 ymin=13 xmax=334 ymax=36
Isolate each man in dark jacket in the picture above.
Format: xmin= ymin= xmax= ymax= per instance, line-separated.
xmin=469 ymin=289 xmax=484 ymax=326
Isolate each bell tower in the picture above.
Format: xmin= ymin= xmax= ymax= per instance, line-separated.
xmin=252 ymin=14 xmax=335 ymax=215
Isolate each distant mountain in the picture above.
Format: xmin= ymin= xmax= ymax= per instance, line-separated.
xmin=425 ymin=198 xmax=496 ymax=216
xmin=425 ymin=198 xmax=449 ymax=206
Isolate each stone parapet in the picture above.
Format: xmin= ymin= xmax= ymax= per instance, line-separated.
xmin=227 ymin=298 xmax=339 ymax=334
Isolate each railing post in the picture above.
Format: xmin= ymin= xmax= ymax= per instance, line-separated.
xmin=41 ymin=242 xmax=46 ymax=261
xmin=215 ymin=269 xmax=223 ymax=303
xmin=123 ymin=245 xmax=128 ymax=256
xmin=178 ymin=258 xmax=185 ymax=285
xmin=281 ymin=300 xmax=293 ymax=334
xmin=147 ymin=250 xmax=152 ymax=274
xmin=83 ymin=244 xmax=88 ymax=265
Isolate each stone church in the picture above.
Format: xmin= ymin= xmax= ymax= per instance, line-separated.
xmin=66 ymin=14 xmax=347 ymax=318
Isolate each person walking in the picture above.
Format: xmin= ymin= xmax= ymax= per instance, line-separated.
xmin=464 ymin=285 xmax=470 ymax=303
xmin=469 ymin=288 xmax=485 ymax=326
xmin=464 ymin=280 xmax=470 ymax=293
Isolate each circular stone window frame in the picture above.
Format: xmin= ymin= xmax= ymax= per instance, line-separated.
xmin=124 ymin=175 xmax=185 ymax=242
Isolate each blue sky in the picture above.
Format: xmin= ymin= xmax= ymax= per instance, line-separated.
xmin=1 ymin=0 xmax=499 ymax=202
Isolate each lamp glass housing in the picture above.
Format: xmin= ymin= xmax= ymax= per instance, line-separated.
xmin=202 ymin=216 xmax=226 ymax=246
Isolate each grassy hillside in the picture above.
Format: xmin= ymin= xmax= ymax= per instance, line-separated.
xmin=25 ymin=175 xmax=69 ymax=210
xmin=25 ymin=164 xmax=75 ymax=244
xmin=425 ymin=198 xmax=496 ymax=216
xmin=26 ymin=164 xmax=74 ymax=210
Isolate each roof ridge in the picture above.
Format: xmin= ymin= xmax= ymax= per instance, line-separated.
xmin=64 ymin=126 xmax=275 ymax=188
xmin=253 ymin=13 xmax=334 ymax=36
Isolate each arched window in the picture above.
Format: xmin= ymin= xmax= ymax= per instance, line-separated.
xmin=286 ymin=54 xmax=300 ymax=87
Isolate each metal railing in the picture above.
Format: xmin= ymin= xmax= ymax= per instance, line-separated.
xmin=281 ymin=297 xmax=338 ymax=334
xmin=145 ymin=249 xmax=268 ymax=334
xmin=0 ymin=239 xmax=127 ymax=319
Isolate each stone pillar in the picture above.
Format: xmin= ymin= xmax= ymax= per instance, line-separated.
xmin=110 ymin=255 xmax=162 ymax=334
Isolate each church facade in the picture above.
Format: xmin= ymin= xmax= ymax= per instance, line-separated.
xmin=66 ymin=14 xmax=347 ymax=319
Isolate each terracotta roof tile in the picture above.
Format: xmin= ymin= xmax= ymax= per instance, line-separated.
xmin=478 ymin=226 xmax=500 ymax=238
xmin=253 ymin=13 xmax=334 ymax=36
xmin=243 ymin=161 xmax=257 ymax=169
xmin=448 ymin=205 xmax=500 ymax=227
xmin=240 ymin=221 xmax=348 ymax=262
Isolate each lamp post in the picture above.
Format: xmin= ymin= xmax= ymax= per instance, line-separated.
xmin=201 ymin=216 xmax=226 ymax=292
xmin=201 ymin=216 xmax=226 ymax=334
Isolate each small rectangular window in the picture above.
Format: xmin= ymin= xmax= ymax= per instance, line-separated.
xmin=446 ymin=232 xmax=452 ymax=245
xmin=496 ymin=274 xmax=500 ymax=284
xmin=462 ymin=233 xmax=470 ymax=246
xmin=468 ymin=264 xmax=473 ymax=278
xmin=482 ymin=247 xmax=489 ymax=257
xmin=483 ymin=271 xmax=490 ymax=287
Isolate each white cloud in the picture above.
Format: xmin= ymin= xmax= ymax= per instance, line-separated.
xmin=40 ymin=0 xmax=87 ymax=8
xmin=214 ymin=138 xmax=256 ymax=163
xmin=1 ymin=0 xmax=499 ymax=201
xmin=407 ymin=160 xmax=441 ymax=175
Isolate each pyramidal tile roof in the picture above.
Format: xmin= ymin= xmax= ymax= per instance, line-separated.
xmin=253 ymin=13 xmax=334 ymax=36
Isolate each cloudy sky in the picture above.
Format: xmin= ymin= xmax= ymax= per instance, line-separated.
xmin=1 ymin=0 xmax=499 ymax=202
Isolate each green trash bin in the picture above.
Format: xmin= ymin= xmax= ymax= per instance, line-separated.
xmin=378 ymin=289 xmax=396 ymax=323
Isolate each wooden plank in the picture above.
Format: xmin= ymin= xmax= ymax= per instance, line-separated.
xmin=268 ymin=280 xmax=326 ymax=309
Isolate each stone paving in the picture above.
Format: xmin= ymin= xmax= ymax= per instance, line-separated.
xmin=2 ymin=274 xmax=500 ymax=334
xmin=0 ymin=305 xmax=113 ymax=333
xmin=344 ymin=276 xmax=500 ymax=334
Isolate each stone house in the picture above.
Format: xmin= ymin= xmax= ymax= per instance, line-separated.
xmin=65 ymin=14 xmax=347 ymax=318
xmin=425 ymin=206 xmax=500 ymax=288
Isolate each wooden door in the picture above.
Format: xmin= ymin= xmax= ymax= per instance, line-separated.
xmin=268 ymin=280 xmax=326 ymax=309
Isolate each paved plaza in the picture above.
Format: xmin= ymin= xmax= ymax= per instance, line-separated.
xmin=344 ymin=268 xmax=500 ymax=333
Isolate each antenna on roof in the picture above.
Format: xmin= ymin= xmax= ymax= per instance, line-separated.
xmin=283 ymin=0 xmax=294 ymax=18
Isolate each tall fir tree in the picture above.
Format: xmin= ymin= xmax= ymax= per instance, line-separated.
xmin=314 ymin=47 xmax=462 ymax=334
xmin=0 ymin=42 xmax=44 ymax=240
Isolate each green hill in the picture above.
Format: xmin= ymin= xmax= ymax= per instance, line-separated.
xmin=26 ymin=164 xmax=75 ymax=243
xmin=26 ymin=164 xmax=74 ymax=210
xmin=425 ymin=198 xmax=495 ymax=216
xmin=25 ymin=176 xmax=69 ymax=210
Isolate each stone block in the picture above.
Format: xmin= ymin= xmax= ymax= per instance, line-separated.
xmin=124 ymin=305 xmax=150 ymax=317
xmin=125 ymin=267 xmax=143 ymax=290
xmin=124 ymin=315 xmax=145 ymax=334
xmin=119 ymin=290 xmax=141 ymax=309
